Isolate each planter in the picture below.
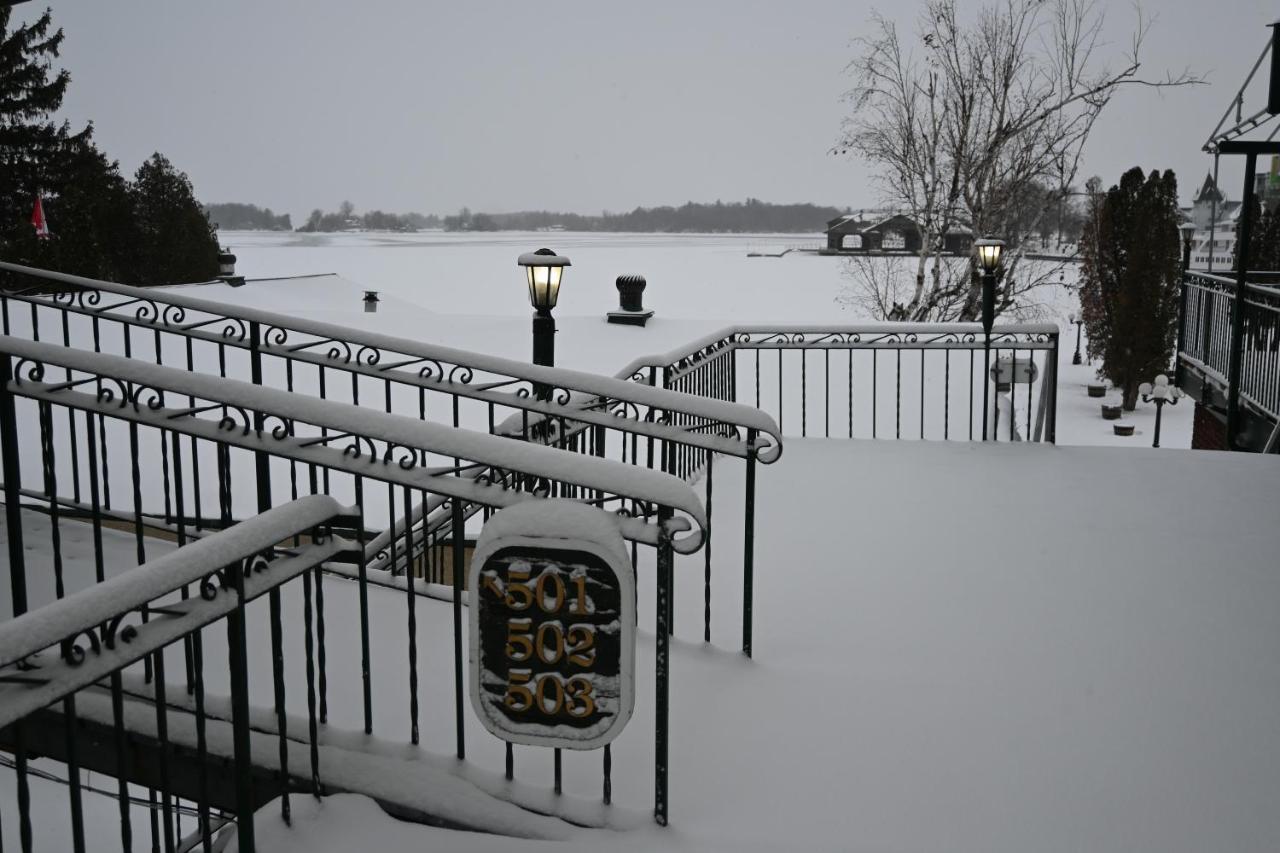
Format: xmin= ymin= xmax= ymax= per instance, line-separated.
xmin=1087 ymin=384 xmax=1106 ymax=398
xmin=1101 ymin=404 xmax=1122 ymax=420
xmin=1113 ymin=422 xmax=1135 ymax=437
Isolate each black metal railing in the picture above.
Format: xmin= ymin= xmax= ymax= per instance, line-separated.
xmin=0 ymin=261 xmax=782 ymax=651
xmin=0 ymin=334 xmax=708 ymax=829
xmin=1178 ymin=270 xmax=1280 ymax=449
xmin=619 ymin=323 xmax=1060 ymax=445
xmin=0 ymin=495 xmax=357 ymax=853
xmin=616 ymin=321 xmax=1059 ymax=655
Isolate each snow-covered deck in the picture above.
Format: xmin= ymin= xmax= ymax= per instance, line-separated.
xmin=243 ymin=439 xmax=1279 ymax=852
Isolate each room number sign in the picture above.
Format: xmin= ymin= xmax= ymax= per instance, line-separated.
xmin=468 ymin=503 xmax=636 ymax=750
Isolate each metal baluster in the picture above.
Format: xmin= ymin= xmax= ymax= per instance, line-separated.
xmin=190 ymin=632 xmax=212 ymax=853
xmin=0 ymin=355 xmax=28 ymax=617
xmin=872 ymin=350 xmax=878 ymax=439
xmin=60 ymin=310 xmax=81 ymax=503
xmin=895 ymin=348 xmax=902 ymax=439
xmin=944 ymin=349 xmax=951 ymax=440
xmin=654 ymin=506 xmax=674 ymax=826
xmin=704 ymin=453 xmax=713 ymax=643
xmin=38 ymin=401 xmax=65 ymax=598
xmin=63 ymin=696 xmax=86 ymax=853
xmin=742 ymin=431 xmax=757 ymax=658
xmin=153 ymin=652 xmax=176 ymax=852
xmin=403 ymin=487 xmax=420 ymax=745
xmin=825 ymin=348 xmax=830 ymax=438
xmin=452 ymin=498 xmax=466 ymax=760
xmin=920 ymin=348 xmax=926 ymax=440
xmin=314 ymin=466 xmax=329 ymax=724
xmin=14 ymin=721 xmax=31 ymax=853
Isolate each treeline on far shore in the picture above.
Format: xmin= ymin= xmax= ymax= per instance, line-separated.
xmin=209 ymin=199 xmax=847 ymax=234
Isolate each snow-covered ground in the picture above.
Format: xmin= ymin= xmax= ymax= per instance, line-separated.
xmin=5 ymin=440 xmax=1277 ymax=852
xmin=251 ymin=439 xmax=1277 ymax=852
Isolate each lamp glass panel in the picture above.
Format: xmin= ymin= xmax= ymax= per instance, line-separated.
xmin=526 ymin=264 xmax=563 ymax=309
xmin=977 ymin=244 xmax=1002 ymax=272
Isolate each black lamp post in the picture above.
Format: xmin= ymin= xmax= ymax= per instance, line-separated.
xmin=1175 ymin=221 xmax=1196 ymax=387
xmin=974 ymin=237 xmax=1004 ymax=440
xmin=518 ymin=248 xmax=571 ymax=398
xmin=1139 ymin=374 xmax=1183 ymax=448
xmin=1180 ymin=222 xmax=1196 ymax=271
xmin=1069 ymin=314 xmax=1083 ymax=365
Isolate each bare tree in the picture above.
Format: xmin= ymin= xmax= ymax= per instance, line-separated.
xmin=835 ymin=0 xmax=1199 ymax=321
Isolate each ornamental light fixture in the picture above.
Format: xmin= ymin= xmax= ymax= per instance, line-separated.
xmin=1139 ymin=374 xmax=1184 ymax=448
xmin=973 ymin=236 xmax=1005 ymax=440
xmin=974 ymin=237 xmax=1005 ymax=274
xmin=518 ymin=248 xmax=571 ymax=313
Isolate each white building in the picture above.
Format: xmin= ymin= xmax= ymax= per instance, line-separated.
xmin=1183 ymin=172 xmax=1242 ymax=270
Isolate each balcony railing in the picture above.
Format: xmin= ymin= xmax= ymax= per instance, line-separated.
xmin=0 ymin=333 xmax=708 ymax=829
xmin=1177 ymin=270 xmax=1280 ymax=450
xmin=618 ymin=323 xmax=1061 ymax=447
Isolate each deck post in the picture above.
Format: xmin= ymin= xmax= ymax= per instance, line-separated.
xmin=0 ymin=353 xmax=28 ymax=616
xmin=742 ymin=430 xmax=757 ymax=658
xmin=1226 ymin=152 xmax=1258 ymax=450
xmin=654 ymin=505 xmax=674 ymax=826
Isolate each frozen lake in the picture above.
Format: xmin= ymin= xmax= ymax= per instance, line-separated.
xmin=224 ymin=230 xmax=843 ymax=324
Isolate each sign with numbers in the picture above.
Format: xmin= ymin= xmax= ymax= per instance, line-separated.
xmin=468 ymin=503 xmax=636 ymax=750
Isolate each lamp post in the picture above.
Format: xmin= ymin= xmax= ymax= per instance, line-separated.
xmin=1138 ymin=374 xmax=1182 ymax=448
xmin=517 ymin=248 xmax=571 ymax=399
xmin=1180 ymin=222 xmax=1196 ymax=271
xmin=974 ymin=237 xmax=1004 ymax=440
xmin=1069 ymin=314 xmax=1084 ymax=365
xmin=1175 ymin=222 xmax=1196 ymax=388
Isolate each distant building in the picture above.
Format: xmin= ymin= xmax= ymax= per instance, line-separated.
xmin=824 ymin=213 xmax=974 ymax=254
xmin=1184 ymin=172 xmax=1242 ymax=270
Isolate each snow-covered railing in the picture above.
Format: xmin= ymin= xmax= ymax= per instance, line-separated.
xmin=615 ymin=322 xmax=1061 ymax=654
xmin=0 ymin=260 xmax=781 ymax=654
xmin=0 ymin=333 xmax=705 ymax=829
xmin=616 ymin=322 xmax=1059 ymax=444
xmin=1178 ymin=270 xmax=1280 ymax=449
xmin=0 ymin=495 xmax=358 ymax=852
xmin=0 ymin=261 xmax=780 ymax=467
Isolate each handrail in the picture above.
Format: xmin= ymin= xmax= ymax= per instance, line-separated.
xmin=0 ymin=335 xmax=707 ymax=552
xmin=615 ymin=321 xmax=1061 ymax=382
xmin=0 ymin=495 xmax=353 ymax=673
xmin=0 ymin=261 xmax=781 ymax=464
xmin=1185 ymin=269 xmax=1280 ymax=298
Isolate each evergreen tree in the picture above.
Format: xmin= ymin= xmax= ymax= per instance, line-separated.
xmin=0 ymin=6 xmax=91 ymax=252
xmin=131 ymin=153 xmax=219 ymax=285
xmin=8 ymin=138 xmax=138 ymax=280
xmin=1079 ymin=167 xmax=1182 ymax=410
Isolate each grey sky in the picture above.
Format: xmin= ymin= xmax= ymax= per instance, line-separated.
xmin=26 ymin=1 xmax=1280 ymax=219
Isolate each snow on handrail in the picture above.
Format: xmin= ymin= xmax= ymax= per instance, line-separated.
xmin=0 ymin=495 xmax=353 ymax=672
xmin=0 ymin=335 xmax=708 ymax=552
xmin=0 ymin=261 xmax=780 ymax=461
xmin=614 ymin=321 xmax=1061 ymax=381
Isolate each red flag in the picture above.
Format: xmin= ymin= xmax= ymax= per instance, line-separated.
xmin=31 ymin=193 xmax=50 ymax=239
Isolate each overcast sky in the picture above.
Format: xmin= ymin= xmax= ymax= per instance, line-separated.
xmin=25 ymin=1 xmax=1280 ymax=218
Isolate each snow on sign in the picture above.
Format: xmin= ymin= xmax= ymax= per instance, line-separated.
xmin=468 ymin=501 xmax=636 ymax=750
xmin=990 ymin=355 xmax=1039 ymax=385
